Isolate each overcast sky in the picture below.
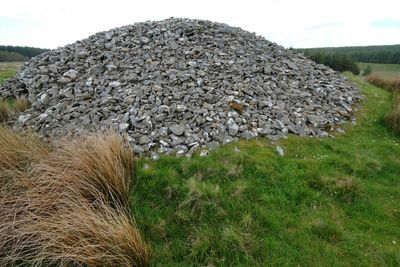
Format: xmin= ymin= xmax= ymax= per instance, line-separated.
xmin=1 ymin=0 xmax=400 ymax=49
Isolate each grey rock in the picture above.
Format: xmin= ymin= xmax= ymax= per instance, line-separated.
xmin=199 ymin=149 xmax=209 ymax=157
xmin=109 ymin=81 xmax=121 ymax=87
xmin=176 ymin=105 xmax=187 ymax=112
xmin=227 ymin=118 xmax=239 ymax=136
xmin=241 ymin=130 xmax=256 ymax=140
xmin=206 ymin=141 xmax=219 ymax=151
xmin=276 ymin=146 xmax=284 ymax=156
xmin=133 ymin=145 xmax=144 ymax=154
xmin=170 ymin=135 xmax=184 ymax=146
xmin=63 ymin=70 xmax=78 ymax=80
xmin=139 ymin=135 xmax=151 ymax=145
xmin=18 ymin=114 xmax=31 ymax=124
xmin=119 ymin=123 xmax=129 ymax=131
xmin=169 ymin=124 xmax=185 ymax=136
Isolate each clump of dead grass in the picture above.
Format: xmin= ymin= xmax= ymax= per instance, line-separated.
xmin=14 ymin=95 xmax=30 ymax=112
xmin=366 ymin=74 xmax=400 ymax=135
xmin=366 ymin=74 xmax=400 ymax=92
xmin=384 ymin=91 xmax=400 ymax=135
xmin=309 ymin=176 xmax=360 ymax=202
xmin=0 ymin=101 xmax=9 ymax=123
xmin=0 ymin=126 xmax=149 ymax=266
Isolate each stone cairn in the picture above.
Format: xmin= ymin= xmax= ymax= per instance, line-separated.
xmin=0 ymin=18 xmax=361 ymax=158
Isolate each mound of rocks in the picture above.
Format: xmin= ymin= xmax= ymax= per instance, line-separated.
xmin=0 ymin=18 xmax=361 ymax=157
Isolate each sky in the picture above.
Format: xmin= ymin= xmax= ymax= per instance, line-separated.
xmin=1 ymin=0 xmax=400 ymax=49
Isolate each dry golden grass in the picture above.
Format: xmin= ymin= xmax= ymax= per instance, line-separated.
xmin=366 ymin=74 xmax=400 ymax=92
xmin=14 ymin=95 xmax=30 ymax=112
xmin=0 ymin=127 xmax=149 ymax=266
xmin=366 ymin=74 xmax=400 ymax=134
xmin=0 ymin=101 xmax=9 ymax=123
xmin=385 ymin=91 xmax=400 ymax=135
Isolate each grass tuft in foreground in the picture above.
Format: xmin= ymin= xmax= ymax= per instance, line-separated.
xmin=0 ymin=100 xmax=9 ymax=123
xmin=0 ymin=127 xmax=149 ymax=266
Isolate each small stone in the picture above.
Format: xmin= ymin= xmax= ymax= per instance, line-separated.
xmin=176 ymin=105 xmax=187 ymax=112
xmin=169 ymin=124 xmax=185 ymax=136
xmin=159 ymin=127 xmax=169 ymax=137
xmin=276 ymin=146 xmax=284 ymax=156
xmin=336 ymin=128 xmax=345 ymax=133
xmin=63 ymin=69 xmax=78 ymax=80
xmin=200 ymin=149 xmax=209 ymax=157
xmin=170 ymin=135 xmax=184 ymax=146
xmin=175 ymin=145 xmax=188 ymax=156
xmin=18 ymin=114 xmax=31 ymax=124
xmin=141 ymin=36 xmax=150 ymax=43
xmin=206 ymin=141 xmax=219 ymax=151
xmin=150 ymin=152 xmax=159 ymax=160
xmin=226 ymin=118 xmax=239 ymax=136
xmin=241 ymin=130 xmax=256 ymax=140
xmin=139 ymin=135 xmax=151 ymax=144
xmin=119 ymin=123 xmax=129 ymax=131
xmin=133 ymin=145 xmax=144 ymax=154
xmin=109 ymin=81 xmax=121 ymax=87
xmin=143 ymin=163 xmax=150 ymax=170
xmin=223 ymin=135 xmax=234 ymax=144
xmin=170 ymin=41 xmax=179 ymax=49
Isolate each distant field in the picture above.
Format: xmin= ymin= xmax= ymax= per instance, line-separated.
xmin=0 ymin=62 xmax=23 ymax=84
xmin=358 ymin=62 xmax=400 ymax=78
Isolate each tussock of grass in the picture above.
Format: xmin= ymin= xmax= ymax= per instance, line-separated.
xmin=0 ymin=126 xmax=49 ymax=172
xmin=384 ymin=90 xmax=400 ymax=135
xmin=0 ymin=101 xmax=9 ymax=123
xmin=366 ymin=74 xmax=400 ymax=135
xmin=180 ymin=178 xmax=220 ymax=215
xmin=0 ymin=127 xmax=149 ymax=266
xmin=310 ymin=219 xmax=343 ymax=243
xmin=385 ymin=101 xmax=400 ymax=134
xmin=14 ymin=95 xmax=30 ymax=112
xmin=366 ymin=74 xmax=400 ymax=92
xmin=309 ymin=176 xmax=360 ymax=202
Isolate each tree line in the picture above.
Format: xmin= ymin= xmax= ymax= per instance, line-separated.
xmin=300 ymin=51 xmax=360 ymax=75
xmin=0 ymin=45 xmax=49 ymax=62
xmin=298 ymin=44 xmax=400 ymax=64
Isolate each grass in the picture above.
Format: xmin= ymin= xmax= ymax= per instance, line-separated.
xmin=365 ymin=73 xmax=400 ymax=135
xmin=358 ymin=62 xmax=400 ymax=79
xmin=0 ymin=62 xmax=23 ymax=84
xmin=1 ymin=64 xmax=400 ymax=266
xmin=14 ymin=95 xmax=30 ymax=112
xmin=366 ymin=74 xmax=400 ymax=91
xmin=384 ymin=90 xmax=400 ymax=135
xmin=0 ymin=100 xmax=9 ymax=123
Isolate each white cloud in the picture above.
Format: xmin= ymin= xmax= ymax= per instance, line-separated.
xmin=1 ymin=0 xmax=400 ymax=48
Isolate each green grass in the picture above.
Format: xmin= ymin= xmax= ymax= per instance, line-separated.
xmin=1 ymin=65 xmax=399 ymax=266
xmin=358 ymin=62 xmax=400 ymax=79
xmin=0 ymin=62 xmax=23 ymax=84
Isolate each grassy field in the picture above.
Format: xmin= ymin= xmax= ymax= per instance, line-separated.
xmin=0 ymin=62 xmax=23 ymax=84
xmin=1 ymin=66 xmax=400 ymax=266
xmin=358 ymin=62 xmax=400 ymax=79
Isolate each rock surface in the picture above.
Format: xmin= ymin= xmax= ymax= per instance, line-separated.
xmin=0 ymin=18 xmax=361 ymax=157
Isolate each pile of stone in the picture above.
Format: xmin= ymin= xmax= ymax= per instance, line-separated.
xmin=0 ymin=18 xmax=361 ymax=158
